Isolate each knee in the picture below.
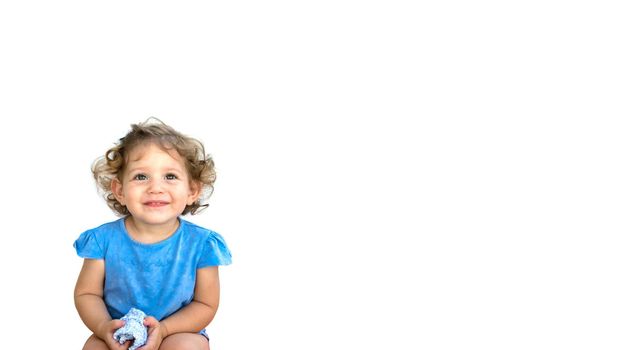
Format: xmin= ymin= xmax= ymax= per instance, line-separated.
xmin=82 ymin=334 xmax=109 ymax=350
xmin=160 ymin=333 xmax=209 ymax=350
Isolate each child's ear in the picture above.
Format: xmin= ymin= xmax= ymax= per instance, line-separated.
xmin=111 ymin=177 xmax=126 ymax=205
xmin=187 ymin=181 xmax=202 ymax=205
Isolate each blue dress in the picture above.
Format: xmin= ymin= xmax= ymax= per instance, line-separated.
xmin=74 ymin=217 xmax=232 ymax=337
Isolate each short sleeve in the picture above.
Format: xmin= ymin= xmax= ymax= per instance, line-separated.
xmin=197 ymin=231 xmax=232 ymax=268
xmin=73 ymin=230 xmax=105 ymax=259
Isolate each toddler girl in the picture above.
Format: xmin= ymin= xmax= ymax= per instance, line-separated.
xmin=74 ymin=119 xmax=231 ymax=350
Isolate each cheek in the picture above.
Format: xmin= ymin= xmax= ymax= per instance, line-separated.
xmin=123 ymin=184 xmax=144 ymax=196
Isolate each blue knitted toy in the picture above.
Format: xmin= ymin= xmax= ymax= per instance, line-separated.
xmin=113 ymin=308 xmax=148 ymax=350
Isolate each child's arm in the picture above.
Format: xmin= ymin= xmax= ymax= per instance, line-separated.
xmin=74 ymin=259 xmax=127 ymax=348
xmin=149 ymin=266 xmax=221 ymax=340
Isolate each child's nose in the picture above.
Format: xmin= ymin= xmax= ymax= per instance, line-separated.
xmin=148 ymin=179 xmax=165 ymax=193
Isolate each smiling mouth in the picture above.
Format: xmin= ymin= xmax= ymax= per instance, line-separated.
xmin=144 ymin=201 xmax=169 ymax=207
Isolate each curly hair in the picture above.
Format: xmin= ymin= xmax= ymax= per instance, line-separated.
xmin=92 ymin=118 xmax=216 ymax=216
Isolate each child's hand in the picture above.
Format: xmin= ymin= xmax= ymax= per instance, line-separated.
xmin=139 ymin=316 xmax=164 ymax=350
xmin=97 ymin=319 xmax=131 ymax=350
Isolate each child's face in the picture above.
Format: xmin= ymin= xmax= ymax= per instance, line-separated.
xmin=111 ymin=142 xmax=200 ymax=230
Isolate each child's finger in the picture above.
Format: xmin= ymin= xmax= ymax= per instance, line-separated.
xmin=143 ymin=316 xmax=159 ymax=327
xmin=107 ymin=336 xmax=130 ymax=350
xmin=113 ymin=341 xmax=129 ymax=350
xmin=112 ymin=319 xmax=126 ymax=329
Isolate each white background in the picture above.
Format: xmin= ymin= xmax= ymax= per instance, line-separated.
xmin=0 ymin=1 xmax=632 ymax=349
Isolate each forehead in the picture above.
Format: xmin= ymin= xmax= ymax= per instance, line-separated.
xmin=126 ymin=142 xmax=185 ymax=165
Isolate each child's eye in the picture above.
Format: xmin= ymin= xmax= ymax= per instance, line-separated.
xmin=165 ymin=173 xmax=178 ymax=180
xmin=133 ymin=174 xmax=147 ymax=181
